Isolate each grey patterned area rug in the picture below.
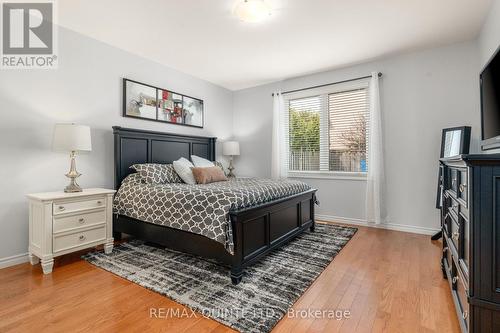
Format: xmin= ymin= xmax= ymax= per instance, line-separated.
xmin=83 ymin=223 xmax=357 ymax=333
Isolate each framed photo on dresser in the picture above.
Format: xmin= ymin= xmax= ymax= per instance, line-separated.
xmin=435 ymin=126 xmax=471 ymax=209
xmin=439 ymin=126 xmax=471 ymax=159
xmin=123 ymin=78 xmax=204 ymax=128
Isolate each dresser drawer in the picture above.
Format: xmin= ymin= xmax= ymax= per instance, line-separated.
xmin=443 ymin=236 xmax=453 ymax=276
xmin=450 ymin=219 xmax=460 ymax=254
xmin=448 ymin=168 xmax=459 ymax=194
xmin=443 ymin=208 xmax=453 ymax=238
xmin=459 ymin=216 xmax=470 ymax=279
xmin=448 ymin=197 xmax=459 ymax=220
xmin=457 ymin=169 xmax=468 ymax=204
xmin=455 ymin=272 xmax=469 ymax=331
xmin=459 ymin=204 xmax=469 ymax=220
xmin=53 ymin=226 xmax=106 ymax=253
xmin=53 ymin=197 xmax=106 ymax=215
xmin=53 ymin=209 xmax=106 ymax=233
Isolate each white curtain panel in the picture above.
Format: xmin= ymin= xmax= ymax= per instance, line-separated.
xmin=366 ymin=72 xmax=386 ymax=224
xmin=271 ymin=92 xmax=288 ymax=179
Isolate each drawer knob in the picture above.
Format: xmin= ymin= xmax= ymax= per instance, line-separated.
xmin=97 ymin=200 xmax=103 ymax=205
xmin=452 ymin=232 xmax=459 ymax=241
xmin=452 ymin=276 xmax=458 ymax=284
xmin=463 ymin=311 xmax=468 ymax=320
xmin=459 ymin=184 xmax=467 ymax=193
xmin=58 ymin=206 xmax=65 ymax=211
xmin=78 ymin=218 xmax=85 ymax=224
xmin=79 ymin=235 xmax=86 ymax=241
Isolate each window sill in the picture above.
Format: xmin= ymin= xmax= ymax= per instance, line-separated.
xmin=287 ymin=171 xmax=367 ymax=181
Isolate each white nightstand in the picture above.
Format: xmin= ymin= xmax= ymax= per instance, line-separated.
xmin=26 ymin=188 xmax=116 ymax=274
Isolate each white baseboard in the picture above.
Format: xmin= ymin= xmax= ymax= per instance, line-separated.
xmin=316 ymin=214 xmax=440 ymax=235
xmin=0 ymin=252 xmax=29 ymax=269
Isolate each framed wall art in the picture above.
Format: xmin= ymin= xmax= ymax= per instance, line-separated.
xmin=123 ymin=78 xmax=204 ymax=128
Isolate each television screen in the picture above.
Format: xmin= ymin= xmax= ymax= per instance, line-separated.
xmin=481 ymin=51 xmax=500 ymax=142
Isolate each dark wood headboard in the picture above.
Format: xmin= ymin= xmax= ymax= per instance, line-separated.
xmin=113 ymin=126 xmax=216 ymax=189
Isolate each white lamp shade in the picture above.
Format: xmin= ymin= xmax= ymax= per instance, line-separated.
xmin=223 ymin=141 xmax=240 ymax=156
xmin=52 ymin=124 xmax=92 ymax=152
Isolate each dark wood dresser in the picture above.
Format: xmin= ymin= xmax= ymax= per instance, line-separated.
xmin=440 ymin=154 xmax=500 ymax=332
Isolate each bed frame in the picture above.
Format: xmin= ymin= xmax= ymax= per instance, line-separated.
xmin=113 ymin=126 xmax=317 ymax=284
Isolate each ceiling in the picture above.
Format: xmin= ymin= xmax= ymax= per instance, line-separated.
xmin=58 ymin=0 xmax=492 ymax=91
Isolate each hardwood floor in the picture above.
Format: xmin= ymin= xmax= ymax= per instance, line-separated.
xmin=0 ymin=223 xmax=460 ymax=333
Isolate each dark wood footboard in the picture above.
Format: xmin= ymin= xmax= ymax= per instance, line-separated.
xmin=229 ymin=189 xmax=317 ymax=284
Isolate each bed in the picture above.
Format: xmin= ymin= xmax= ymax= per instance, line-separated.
xmin=112 ymin=126 xmax=317 ymax=284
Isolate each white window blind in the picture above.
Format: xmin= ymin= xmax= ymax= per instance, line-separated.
xmin=328 ymin=88 xmax=369 ymax=172
xmin=285 ymin=82 xmax=369 ymax=174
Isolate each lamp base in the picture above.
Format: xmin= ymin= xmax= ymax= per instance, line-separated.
xmin=64 ymin=151 xmax=83 ymax=193
xmin=228 ymin=157 xmax=236 ymax=178
xmin=64 ymin=181 xmax=82 ymax=193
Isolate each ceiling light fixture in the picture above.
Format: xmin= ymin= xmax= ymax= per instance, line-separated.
xmin=234 ymin=0 xmax=271 ymax=23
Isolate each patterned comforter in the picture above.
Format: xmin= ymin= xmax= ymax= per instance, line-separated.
xmin=114 ymin=174 xmax=311 ymax=254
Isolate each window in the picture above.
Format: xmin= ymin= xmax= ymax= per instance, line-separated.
xmin=285 ymin=81 xmax=370 ymax=176
xmin=288 ymin=96 xmax=321 ymax=171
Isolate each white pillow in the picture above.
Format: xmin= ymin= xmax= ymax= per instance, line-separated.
xmin=191 ymin=155 xmax=215 ymax=168
xmin=173 ymin=157 xmax=196 ymax=185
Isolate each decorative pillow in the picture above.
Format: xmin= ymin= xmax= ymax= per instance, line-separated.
xmin=191 ymin=155 xmax=228 ymax=176
xmin=130 ymin=163 xmax=182 ymax=184
xmin=191 ymin=155 xmax=214 ymax=167
xmin=172 ymin=157 xmax=196 ymax=185
xmin=214 ymin=161 xmax=228 ymax=176
xmin=192 ymin=166 xmax=228 ymax=184
xmin=123 ymin=172 xmax=145 ymax=184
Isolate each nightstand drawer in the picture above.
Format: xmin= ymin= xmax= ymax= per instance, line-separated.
xmin=53 ymin=209 xmax=106 ymax=233
xmin=53 ymin=197 xmax=106 ymax=215
xmin=53 ymin=226 xmax=106 ymax=253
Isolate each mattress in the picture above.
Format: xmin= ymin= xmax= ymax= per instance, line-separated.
xmin=113 ymin=174 xmax=311 ymax=254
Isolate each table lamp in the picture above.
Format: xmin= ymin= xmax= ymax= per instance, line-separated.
xmin=222 ymin=141 xmax=240 ymax=178
xmin=52 ymin=124 xmax=92 ymax=192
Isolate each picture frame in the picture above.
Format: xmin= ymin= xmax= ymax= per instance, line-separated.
xmin=435 ymin=126 xmax=471 ymax=209
xmin=439 ymin=126 xmax=471 ymax=159
xmin=122 ymin=78 xmax=204 ymax=128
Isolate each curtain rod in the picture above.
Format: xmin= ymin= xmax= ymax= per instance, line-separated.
xmin=271 ymin=72 xmax=382 ymax=96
